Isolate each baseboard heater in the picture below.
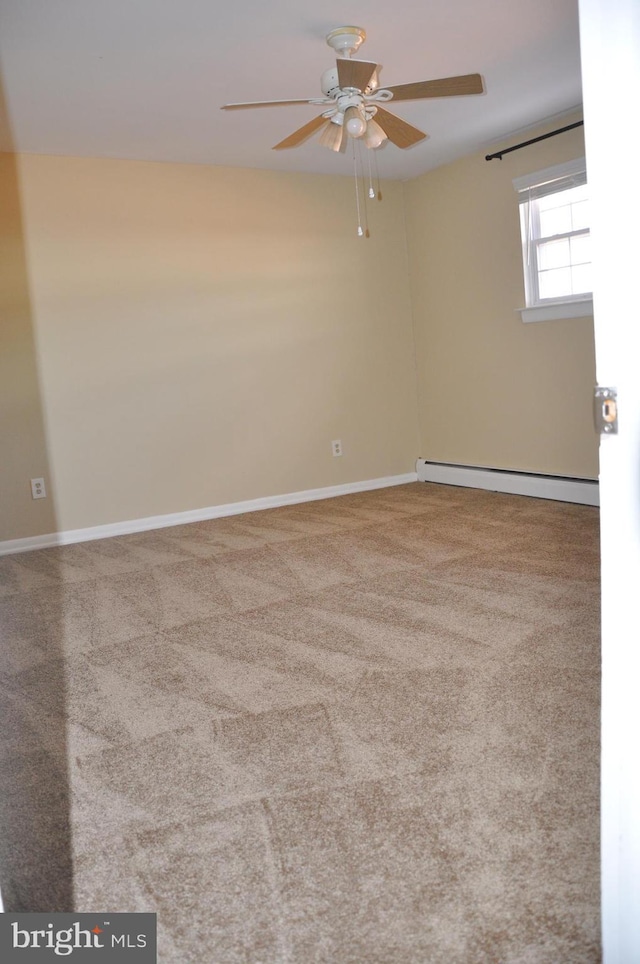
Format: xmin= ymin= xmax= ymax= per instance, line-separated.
xmin=416 ymin=460 xmax=599 ymax=507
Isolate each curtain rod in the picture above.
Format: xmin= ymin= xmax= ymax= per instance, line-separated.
xmin=485 ymin=120 xmax=584 ymax=161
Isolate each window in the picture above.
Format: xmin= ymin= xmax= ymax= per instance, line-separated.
xmin=513 ymin=158 xmax=593 ymax=323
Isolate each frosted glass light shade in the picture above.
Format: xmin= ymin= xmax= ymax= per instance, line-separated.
xmin=363 ymin=119 xmax=387 ymax=149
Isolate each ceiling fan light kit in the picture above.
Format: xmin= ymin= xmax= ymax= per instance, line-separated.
xmin=221 ymin=27 xmax=484 ymax=235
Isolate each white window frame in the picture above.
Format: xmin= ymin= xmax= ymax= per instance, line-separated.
xmin=513 ymin=158 xmax=593 ymax=323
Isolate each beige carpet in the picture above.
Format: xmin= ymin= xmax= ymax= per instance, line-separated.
xmin=0 ymin=482 xmax=600 ymax=962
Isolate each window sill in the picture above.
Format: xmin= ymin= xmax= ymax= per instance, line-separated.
xmin=518 ymin=298 xmax=593 ymax=323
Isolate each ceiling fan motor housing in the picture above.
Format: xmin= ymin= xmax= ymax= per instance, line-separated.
xmin=321 ymin=68 xmax=341 ymax=98
xmin=321 ymin=67 xmax=380 ymax=100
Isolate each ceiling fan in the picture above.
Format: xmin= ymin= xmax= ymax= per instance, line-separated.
xmin=221 ymin=26 xmax=484 ymax=153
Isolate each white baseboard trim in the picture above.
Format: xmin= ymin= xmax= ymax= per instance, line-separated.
xmin=417 ymin=460 xmax=599 ymax=506
xmin=0 ymin=472 xmax=418 ymax=557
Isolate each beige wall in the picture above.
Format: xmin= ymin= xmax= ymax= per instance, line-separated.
xmin=7 ymin=154 xmax=419 ymax=535
xmin=2 ymin=117 xmax=600 ymax=543
xmin=404 ymin=113 xmax=599 ymax=479
xmin=0 ymin=153 xmax=56 ymax=539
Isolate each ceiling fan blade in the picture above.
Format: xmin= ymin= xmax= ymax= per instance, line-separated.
xmin=273 ymin=114 xmax=329 ymax=150
xmin=222 ymin=98 xmax=318 ymax=110
xmin=373 ymin=106 xmax=427 ymax=148
xmin=336 ymin=59 xmax=378 ymax=92
xmin=385 ymin=73 xmax=484 ymax=102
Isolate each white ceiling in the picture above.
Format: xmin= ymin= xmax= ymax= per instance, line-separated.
xmin=0 ymin=0 xmax=583 ymax=180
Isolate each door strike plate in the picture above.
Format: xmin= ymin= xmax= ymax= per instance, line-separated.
xmin=594 ymin=386 xmax=618 ymax=435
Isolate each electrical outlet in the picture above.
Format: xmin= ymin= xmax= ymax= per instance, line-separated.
xmin=30 ymin=477 xmax=47 ymax=499
xmin=331 ymin=439 xmax=343 ymax=457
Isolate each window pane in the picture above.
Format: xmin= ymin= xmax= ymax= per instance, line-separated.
xmin=571 ymin=263 xmax=592 ymax=294
xmin=561 ymin=183 xmax=588 ymax=206
xmin=539 ymin=204 xmax=572 ymax=237
xmin=571 ymin=200 xmax=590 ymax=231
xmin=538 ymin=267 xmax=572 ymax=299
xmin=538 ymin=237 xmax=571 ymax=270
xmin=570 ymin=234 xmax=591 ymax=265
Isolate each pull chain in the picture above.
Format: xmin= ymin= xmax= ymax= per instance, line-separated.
xmin=367 ymin=146 xmax=375 ymax=200
xmin=357 ymin=139 xmax=370 ymax=238
xmin=352 ymin=139 xmax=364 ymax=236
xmin=374 ymin=149 xmax=382 ymax=201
